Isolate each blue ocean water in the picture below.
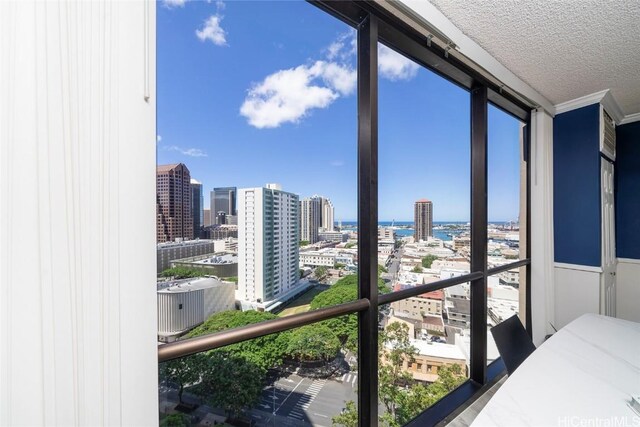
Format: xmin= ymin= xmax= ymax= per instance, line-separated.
xmin=338 ymin=221 xmax=472 ymax=241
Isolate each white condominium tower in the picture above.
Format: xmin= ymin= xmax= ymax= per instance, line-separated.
xmin=300 ymin=195 xmax=335 ymax=244
xmin=300 ymin=196 xmax=322 ymax=244
xmin=320 ymin=197 xmax=335 ymax=232
xmin=238 ymin=184 xmax=300 ymax=304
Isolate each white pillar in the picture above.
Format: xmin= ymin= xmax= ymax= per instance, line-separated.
xmin=530 ymin=110 xmax=556 ymax=345
xmin=0 ymin=1 xmax=158 ymax=424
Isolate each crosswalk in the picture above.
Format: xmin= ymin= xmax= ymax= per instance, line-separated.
xmin=340 ymin=372 xmax=358 ymax=387
xmin=288 ymin=379 xmax=326 ymax=420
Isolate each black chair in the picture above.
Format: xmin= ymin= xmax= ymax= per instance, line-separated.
xmin=490 ymin=314 xmax=536 ymax=375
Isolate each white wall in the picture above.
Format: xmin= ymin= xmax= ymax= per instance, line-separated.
xmin=0 ymin=1 xmax=158 ymax=425
xmin=617 ymin=259 xmax=640 ymax=323
xmin=553 ymin=265 xmax=601 ymax=329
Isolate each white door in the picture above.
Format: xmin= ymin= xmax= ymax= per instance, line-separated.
xmin=601 ymin=159 xmax=616 ymax=316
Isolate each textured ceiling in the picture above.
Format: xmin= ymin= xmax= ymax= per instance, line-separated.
xmin=428 ymin=0 xmax=640 ymax=115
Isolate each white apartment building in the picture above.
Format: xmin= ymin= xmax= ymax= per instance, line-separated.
xmin=300 ymin=196 xmax=322 ymax=244
xmin=320 ymin=196 xmax=335 ymax=231
xmin=299 ymin=248 xmax=356 ymax=268
xmin=238 ymin=184 xmax=300 ymax=305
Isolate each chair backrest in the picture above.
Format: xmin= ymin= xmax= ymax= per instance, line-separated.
xmin=490 ymin=314 xmax=536 ymax=375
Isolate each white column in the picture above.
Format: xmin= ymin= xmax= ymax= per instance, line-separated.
xmin=530 ymin=110 xmax=556 ymax=345
xmin=0 ymin=1 xmax=158 ymax=425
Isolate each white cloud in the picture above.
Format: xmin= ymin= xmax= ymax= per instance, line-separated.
xmin=330 ymin=160 xmax=344 ymax=167
xmin=240 ymin=32 xmax=419 ymax=129
xmin=240 ymin=61 xmax=355 ymax=129
xmin=157 ymin=135 xmax=162 ymax=143
xmin=325 ymin=31 xmax=356 ymax=61
xmin=196 ymin=15 xmax=227 ymax=46
xmin=166 ymin=145 xmax=208 ymax=157
xmin=378 ymin=44 xmax=419 ymax=81
xmin=216 ymin=0 xmax=225 ymax=10
xmin=162 ymin=0 xmax=186 ymax=8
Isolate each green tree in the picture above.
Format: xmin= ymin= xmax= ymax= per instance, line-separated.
xmin=160 ymin=413 xmax=190 ymax=427
xmin=411 ymin=265 xmax=422 ymax=273
xmin=309 ymin=270 xmax=389 ymax=349
xmin=187 ymin=310 xmax=289 ymax=370
xmin=299 ymin=240 xmax=310 ymax=246
xmin=315 ymin=265 xmax=328 ymax=280
xmin=224 ymin=276 xmax=238 ymax=284
xmin=332 ymin=401 xmax=358 ymax=427
xmin=197 ymin=352 xmax=265 ymax=419
xmin=159 ymin=353 xmax=207 ymax=404
xmin=345 ymin=242 xmax=356 ymax=249
xmin=286 ymin=324 xmax=340 ymax=361
xmin=378 ymin=265 xmax=388 ymax=274
xmin=334 ymin=263 xmax=346 ymax=269
xmin=310 ymin=275 xmax=358 ymax=351
xmin=421 ymin=255 xmax=438 ymax=269
xmin=160 ymin=267 xmax=206 ymax=279
xmin=379 ymin=322 xmax=418 ymax=420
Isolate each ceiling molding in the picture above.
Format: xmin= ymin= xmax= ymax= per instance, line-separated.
xmin=554 ymin=89 xmax=625 ymax=124
xmin=620 ymin=112 xmax=640 ymax=125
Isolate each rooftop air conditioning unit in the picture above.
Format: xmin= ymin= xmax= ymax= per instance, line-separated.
xmin=600 ymin=105 xmax=616 ymax=160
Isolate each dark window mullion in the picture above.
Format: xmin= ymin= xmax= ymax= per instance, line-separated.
xmin=357 ymin=12 xmax=378 ymax=427
xmin=470 ymin=85 xmax=489 ymax=385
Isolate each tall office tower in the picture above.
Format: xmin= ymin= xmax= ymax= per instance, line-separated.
xmin=157 ymin=164 xmax=193 ymax=243
xmin=190 ymin=179 xmax=203 ymax=238
xmin=238 ymin=184 xmax=300 ymax=304
xmin=300 ymin=196 xmax=322 ymax=244
xmin=414 ymin=199 xmax=433 ymax=242
xmin=211 ymin=187 xmax=236 ymax=224
xmin=320 ymin=197 xmax=335 ymax=231
xmin=203 ymin=209 xmax=211 ymax=227
xmin=216 ymin=211 xmax=226 ymax=225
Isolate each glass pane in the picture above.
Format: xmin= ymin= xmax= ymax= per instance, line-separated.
xmin=156 ymin=0 xmax=358 ymax=342
xmin=486 ymin=105 xmax=527 ymax=362
xmin=157 ymin=3 xmax=361 ymax=424
xmin=488 ymin=104 xmax=526 ymax=265
xmin=159 ymin=320 xmax=358 ymax=426
xmin=378 ymin=299 xmax=470 ymax=426
xmin=376 ymin=40 xmax=471 ymax=425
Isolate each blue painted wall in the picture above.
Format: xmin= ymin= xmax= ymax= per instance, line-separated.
xmin=616 ymin=121 xmax=640 ymax=259
xmin=553 ymin=104 xmax=601 ymax=267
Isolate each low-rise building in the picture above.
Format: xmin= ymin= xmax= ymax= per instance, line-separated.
xmin=170 ymin=252 xmax=238 ymax=278
xmin=318 ymin=230 xmax=349 ymax=242
xmin=157 ymin=277 xmax=236 ymax=342
xmin=157 ymin=239 xmax=217 ymax=274
xmin=382 ymin=337 xmax=467 ymax=383
xmin=391 ymin=286 xmax=444 ymax=318
xmin=378 ymin=227 xmax=395 ymax=240
xmin=300 ymin=251 xmax=335 ymax=267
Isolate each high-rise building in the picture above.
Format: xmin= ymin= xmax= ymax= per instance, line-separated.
xmin=300 ymin=196 xmax=322 ymax=244
xmin=157 ymin=163 xmax=193 ymax=243
xmin=414 ymin=199 xmax=433 ymax=242
xmin=190 ymin=179 xmax=203 ymax=238
xmin=211 ymin=187 xmax=236 ymax=224
xmin=321 ymin=197 xmax=335 ymax=231
xmin=203 ymin=209 xmax=211 ymax=227
xmin=238 ymin=183 xmax=300 ymax=305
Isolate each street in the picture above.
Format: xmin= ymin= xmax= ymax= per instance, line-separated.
xmin=251 ymin=370 xmax=358 ymax=426
xmin=159 ymin=368 xmax=358 ymax=427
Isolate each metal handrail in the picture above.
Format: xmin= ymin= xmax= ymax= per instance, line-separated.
xmin=487 ymin=258 xmax=530 ymax=276
xmin=378 ymin=271 xmax=484 ymax=305
xmin=158 ymin=298 xmax=370 ymax=362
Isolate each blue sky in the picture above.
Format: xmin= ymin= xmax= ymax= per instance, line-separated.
xmin=157 ymin=0 xmax=521 ymax=222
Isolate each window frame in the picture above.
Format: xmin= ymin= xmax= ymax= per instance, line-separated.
xmin=157 ymin=1 xmax=533 ymax=426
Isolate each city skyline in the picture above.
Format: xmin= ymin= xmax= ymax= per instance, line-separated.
xmin=157 ymin=1 xmax=522 ymax=222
